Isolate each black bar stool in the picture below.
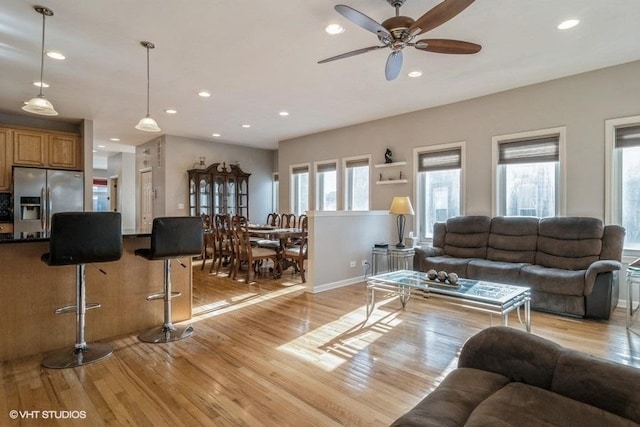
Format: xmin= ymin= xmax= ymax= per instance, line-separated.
xmin=135 ymin=216 xmax=203 ymax=343
xmin=41 ymin=212 xmax=123 ymax=369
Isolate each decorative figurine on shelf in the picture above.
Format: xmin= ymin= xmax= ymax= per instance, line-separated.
xmin=399 ymin=171 xmax=404 ymax=180
xmin=379 ymin=172 xmax=383 ymax=181
xmin=384 ymin=148 xmax=393 ymax=163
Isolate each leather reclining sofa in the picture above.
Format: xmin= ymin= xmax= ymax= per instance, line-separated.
xmin=414 ymin=216 xmax=625 ymax=319
xmin=392 ymin=327 xmax=640 ymax=426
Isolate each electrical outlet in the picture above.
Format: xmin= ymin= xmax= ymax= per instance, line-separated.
xmin=350 ymin=261 xmax=356 ymax=268
xmin=362 ymin=260 xmax=368 ymax=266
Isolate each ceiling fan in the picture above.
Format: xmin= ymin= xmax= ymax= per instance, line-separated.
xmin=318 ymin=0 xmax=481 ymax=81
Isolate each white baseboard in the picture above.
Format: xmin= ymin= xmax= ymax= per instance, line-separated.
xmin=308 ymin=276 xmax=365 ymax=294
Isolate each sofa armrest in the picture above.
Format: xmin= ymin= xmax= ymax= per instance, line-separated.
xmin=584 ymin=260 xmax=621 ymax=295
xmin=458 ymin=327 xmax=562 ymax=390
xmin=413 ymin=246 xmax=444 ymax=271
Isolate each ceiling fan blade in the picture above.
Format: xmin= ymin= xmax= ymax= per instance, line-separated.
xmin=408 ymin=0 xmax=475 ymax=36
xmin=415 ymin=39 xmax=481 ymax=54
xmin=335 ymin=5 xmax=391 ymax=37
xmin=385 ymin=51 xmax=403 ymax=81
xmin=318 ymin=46 xmax=383 ymax=64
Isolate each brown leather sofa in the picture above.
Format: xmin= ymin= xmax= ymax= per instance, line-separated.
xmin=392 ymin=327 xmax=640 ymax=427
xmin=414 ymin=216 xmax=625 ymax=319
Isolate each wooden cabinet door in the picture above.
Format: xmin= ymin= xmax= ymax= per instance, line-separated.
xmin=13 ymin=130 xmax=47 ymax=166
xmin=49 ymin=134 xmax=80 ymax=169
xmin=0 ymin=128 xmax=11 ymax=191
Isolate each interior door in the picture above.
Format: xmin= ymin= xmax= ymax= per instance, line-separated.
xmin=140 ymin=169 xmax=153 ymax=231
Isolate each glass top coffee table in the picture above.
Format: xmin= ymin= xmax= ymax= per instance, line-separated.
xmin=366 ymin=270 xmax=531 ymax=331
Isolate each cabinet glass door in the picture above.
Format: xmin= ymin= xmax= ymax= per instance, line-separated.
xmin=198 ymin=176 xmax=211 ymax=216
xmin=226 ymin=178 xmax=237 ymax=215
xmin=214 ymin=177 xmax=225 ymax=215
xmin=189 ymin=177 xmax=197 ymax=216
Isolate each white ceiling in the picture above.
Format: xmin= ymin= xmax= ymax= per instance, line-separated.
xmin=1 ymin=0 xmax=640 ymax=160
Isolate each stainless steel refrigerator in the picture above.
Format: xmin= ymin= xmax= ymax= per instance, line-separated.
xmin=13 ymin=167 xmax=84 ymax=237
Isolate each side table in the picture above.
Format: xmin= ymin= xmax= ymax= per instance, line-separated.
xmin=371 ymin=246 xmax=415 ymax=274
xmin=627 ymin=265 xmax=640 ymax=329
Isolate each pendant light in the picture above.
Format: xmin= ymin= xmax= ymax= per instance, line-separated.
xmin=22 ymin=6 xmax=58 ymax=116
xmin=135 ymin=41 xmax=161 ymax=132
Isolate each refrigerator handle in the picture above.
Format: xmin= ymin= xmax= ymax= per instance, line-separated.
xmin=40 ymin=186 xmax=46 ymax=232
xmin=47 ymin=186 xmax=53 ymax=232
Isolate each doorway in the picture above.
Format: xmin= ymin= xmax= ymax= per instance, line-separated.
xmin=109 ymin=176 xmax=119 ymax=212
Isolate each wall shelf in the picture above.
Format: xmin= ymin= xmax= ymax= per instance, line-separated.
xmin=374 ymin=161 xmax=407 ymax=168
xmin=376 ymin=179 xmax=408 ymax=185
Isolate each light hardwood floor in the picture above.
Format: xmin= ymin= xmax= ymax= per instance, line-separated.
xmin=2 ymin=263 xmax=640 ymax=426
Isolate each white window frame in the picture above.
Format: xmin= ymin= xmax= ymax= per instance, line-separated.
xmin=272 ymin=172 xmax=279 ymax=212
xmin=491 ymin=126 xmax=566 ymax=217
xmin=314 ymin=159 xmax=339 ymax=211
xmin=289 ymin=163 xmax=310 ymax=216
xmin=605 ymin=115 xmax=640 ymax=257
xmin=342 ymin=154 xmax=371 ymax=211
xmin=413 ymin=141 xmax=466 ymax=243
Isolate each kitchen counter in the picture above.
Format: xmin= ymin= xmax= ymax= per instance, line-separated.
xmin=0 ymin=232 xmax=192 ymax=362
xmin=0 ymin=228 xmax=152 ymax=243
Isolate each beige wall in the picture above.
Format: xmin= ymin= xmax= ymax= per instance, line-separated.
xmin=278 ymin=60 xmax=640 ymax=229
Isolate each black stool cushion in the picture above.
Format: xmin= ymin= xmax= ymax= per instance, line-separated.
xmin=135 ymin=216 xmax=203 ymax=260
xmin=42 ymin=212 xmax=123 ymax=266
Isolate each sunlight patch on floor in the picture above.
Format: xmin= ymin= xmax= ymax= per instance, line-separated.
xmin=277 ymin=298 xmax=403 ymax=371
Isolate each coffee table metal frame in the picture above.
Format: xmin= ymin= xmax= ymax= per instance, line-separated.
xmin=366 ymin=269 xmax=531 ymax=332
xmin=627 ymin=266 xmax=640 ymax=329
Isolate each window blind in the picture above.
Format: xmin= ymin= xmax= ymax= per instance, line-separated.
xmin=317 ymin=163 xmax=337 ymax=173
xmin=291 ymin=166 xmax=309 ymax=175
xmin=345 ymin=158 xmax=369 ymax=168
xmin=498 ymin=135 xmax=559 ymax=165
xmin=418 ymin=148 xmax=461 ymax=172
xmin=615 ymin=125 xmax=640 ymax=149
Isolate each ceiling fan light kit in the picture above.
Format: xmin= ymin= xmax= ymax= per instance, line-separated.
xmin=318 ymin=0 xmax=481 ymax=81
xmin=135 ymin=41 xmax=161 ymax=132
xmin=22 ymin=6 xmax=58 ymax=116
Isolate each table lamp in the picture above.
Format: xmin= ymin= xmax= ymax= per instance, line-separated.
xmin=389 ymin=196 xmax=414 ymax=248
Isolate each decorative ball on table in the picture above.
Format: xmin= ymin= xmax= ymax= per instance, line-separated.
xmin=427 ymin=269 xmax=437 ymax=280
xmin=437 ymin=271 xmax=448 ymax=282
xmin=448 ymin=272 xmax=459 ymax=285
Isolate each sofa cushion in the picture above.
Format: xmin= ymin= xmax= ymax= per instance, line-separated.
xmin=390 ymin=368 xmax=510 ymax=427
xmin=467 ymin=259 xmax=527 ymax=284
xmin=520 ymin=264 xmax=585 ymax=296
xmin=444 ymin=216 xmax=491 ymax=259
xmin=536 ymin=217 xmax=603 ymax=270
xmin=551 ymin=350 xmax=640 ymax=424
xmin=465 ymin=382 xmax=637 ymax=427
xmin=423 ymin=256 xmax=472 ymax=277
xmin=486 ymin=217 xmax=538 ymax=264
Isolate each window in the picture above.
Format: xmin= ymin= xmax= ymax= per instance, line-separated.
xmin=272 ymin=173 xmax=279 ymax=212
xmin=92 ymin=178 xmax=109 ymax=211
xmin=290 ymin=164 xmax=309 ymax=216
xmin=606 ymin=116 xmax=640 ymax=250
xmin=415 ymin=144 xmax=463 ymax=239
xmin=315 ymin=161 xmax=337 ymax=211
xmin=493 ymin=128 xmax=565 ymax=217
xmin=344 ymin=156 xmax=370 ymax=211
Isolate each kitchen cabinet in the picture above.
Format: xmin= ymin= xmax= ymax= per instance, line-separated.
xmin=188 ymin=162 xmax=250 ymax=219
xmin=0 ymin=128 xmax=11 ymax=191
xmin=12 ymin=128 xmax=81 ymax=170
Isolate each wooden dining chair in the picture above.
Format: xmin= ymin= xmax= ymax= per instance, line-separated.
xmin=283 ymin=215 xmax=308 ymax=282
xmin=212 ymin=214 xmax=233 ymax=274
xmin=200 ymin=214 xmax=213 ymax=270
xmin=280 ymin=213 xmax=296 ymax=228
xmin=232 ymin=219 xmax=279 ymax=283
xmin=266 ymin=212 xmax=281 ymax=227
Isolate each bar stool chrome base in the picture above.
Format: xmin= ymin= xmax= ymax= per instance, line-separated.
xmin=138 ymin=324 xmax=194 ymax=343
xmin=41 ymin=343 xmax=113 ymax=369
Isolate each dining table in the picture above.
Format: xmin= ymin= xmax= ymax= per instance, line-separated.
xmin=247 ymin=225 xmax=303 ymax=277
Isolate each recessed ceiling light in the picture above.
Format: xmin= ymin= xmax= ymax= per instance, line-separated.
xmin=212 ymin=133 xmax=221 ymax=137
xmin=109 ymin=137 xmax=120 ymax=142
xmin=46 ymin=51 xmax=65 ymax=60
xmin=33 ymin=81 xmax=49 ymax=88
xmin=198 ymin=91 xmax=211 ymax=97
xmin=242 ymin=124 xmax=251 ymax=128
xmin=92 ymin=149 xmax=97 ymax=153
xmin=408 ymin=71 xmax=423 ymax=78
xmin=279 ymin=111 xmax=289 ymax=116
xmin=558 ymin=19 xmax=579 ymax=30
xmin=164 ymin=109 xmax=177 ymax=114
xmin=97 ymin=144 xmax=106 ymax=148
xmin=325 ymin=24 xmax=345 ymax=35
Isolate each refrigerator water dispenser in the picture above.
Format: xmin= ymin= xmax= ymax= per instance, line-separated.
xmin=20 ymin=197 xmax=41 ymax=220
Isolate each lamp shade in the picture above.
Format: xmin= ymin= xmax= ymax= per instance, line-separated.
xmin=389 ymin=196 xmax=414 ymax=215
xmin=22 ymin=95 xmax=58 ymax=116
xmin=135 ymin=115 xmax=161 ymax=132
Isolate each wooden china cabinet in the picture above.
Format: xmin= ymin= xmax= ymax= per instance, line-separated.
xmin=188 ymin=162 xmax=250 ymax=219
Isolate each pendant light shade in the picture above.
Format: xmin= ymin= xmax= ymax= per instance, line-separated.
xmin=135 ymin=41 xmax=161 ymax=132
xmin=22 ymin=6 xmax=58 ymax=116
